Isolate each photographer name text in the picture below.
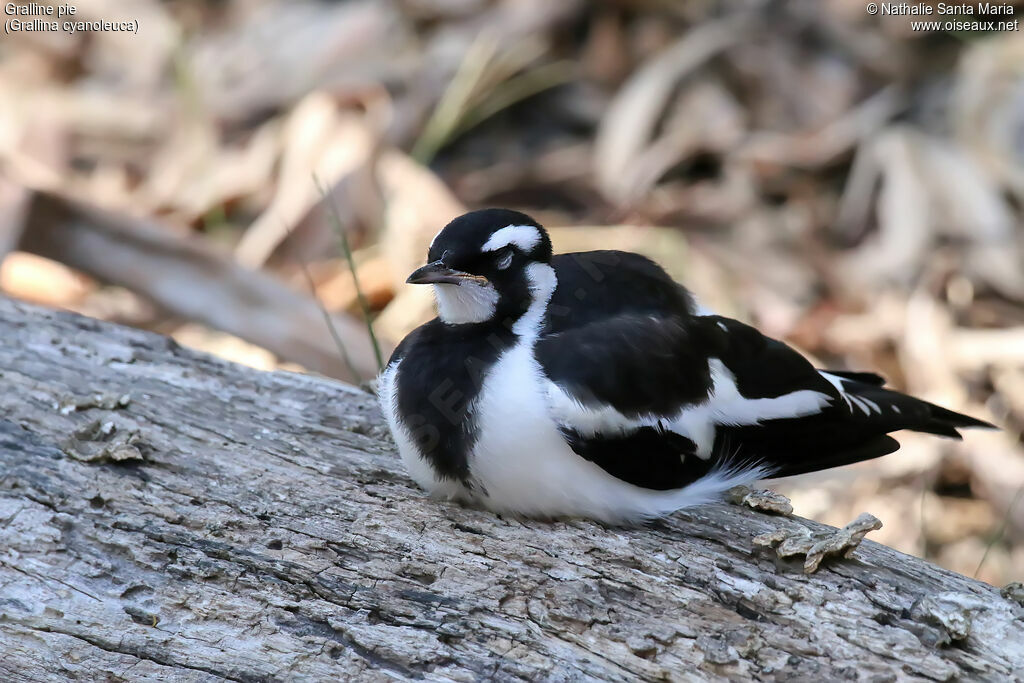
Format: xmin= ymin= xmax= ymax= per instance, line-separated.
xmin=866 ymin=2 xmax=1018 ymax=31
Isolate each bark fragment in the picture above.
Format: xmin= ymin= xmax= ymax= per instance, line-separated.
xmin=754 ymin=512 xmax=883 ymax=573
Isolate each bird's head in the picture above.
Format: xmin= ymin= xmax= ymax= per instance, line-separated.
xmin=407 ymin=208 xmax=554 ymax=326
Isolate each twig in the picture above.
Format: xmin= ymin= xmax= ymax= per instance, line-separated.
xmin=285 ymin=220 xmax=362 ymax=383
xmin=313 ymin=176 xmax=384 ymax=373
xmin=974 ymin=483 xmax=1024 ymax=579
xmin=918 ymin=471 xmax=930 ymax=560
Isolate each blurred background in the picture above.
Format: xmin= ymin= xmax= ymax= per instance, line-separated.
xmin=1 ymin=0 xmax=1022 ymax=584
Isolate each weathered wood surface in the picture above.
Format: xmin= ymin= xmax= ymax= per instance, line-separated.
xmin=0 ymin=297 xmax=1022 ymax=682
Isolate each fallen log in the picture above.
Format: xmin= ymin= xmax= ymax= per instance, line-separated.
xmin=15 ymin=190 xmax=387 ymax=383
xmin=0 ymin=297 xmax=1021 ymax=681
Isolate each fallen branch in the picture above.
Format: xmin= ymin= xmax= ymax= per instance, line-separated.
xmin=0 ymin=297 xmax=1022 ymax=680
xmin=15 ymin=190 xmax=387 ymax=382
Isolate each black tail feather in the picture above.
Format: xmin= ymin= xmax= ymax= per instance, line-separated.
xmin=821 ymin=370 xmax=887 ymax=386
xmin=707 ymin=370 xmax=996 ymax=485
xmin=915 ymin=421 xmax=964 ymax=439
xmin=713 ymin=422 xmax=904 ymax=480
xmin=925 ymin=403 xmax=997 ymax=431
xmin=910 ymin=401 xmax=996 ymax=440
xmin=762 ymin=435 xmax=902 ymax=478
xmin=835 ymin=375 xmax=996 ymax=438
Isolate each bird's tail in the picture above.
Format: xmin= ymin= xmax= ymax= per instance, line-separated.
xmin=714 ymin=374 xmax=996 ymax=481
xmin=842 ymin=380 xmax=996 ymax=440
xmin=926 ymin=402 xmax=996 ymax=430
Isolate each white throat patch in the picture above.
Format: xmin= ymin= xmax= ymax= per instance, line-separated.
xmin=434 ymin=281 xmax=500 ymax=324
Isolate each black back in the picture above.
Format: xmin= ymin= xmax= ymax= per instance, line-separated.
xmin=544 ymin=251 xmax=695 ymax=334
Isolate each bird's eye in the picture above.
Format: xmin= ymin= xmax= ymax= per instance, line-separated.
xmin=495 ymin=247 xmax=514 ymax=270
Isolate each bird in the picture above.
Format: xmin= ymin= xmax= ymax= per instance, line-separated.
xmin=378 ymin=208 xmax=995 ymax=523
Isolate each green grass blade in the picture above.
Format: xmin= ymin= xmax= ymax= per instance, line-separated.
xmin=314 ymin=175 xmax=385 ymax=373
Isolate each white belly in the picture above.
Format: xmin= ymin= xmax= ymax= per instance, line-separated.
xmin=466 ymin=343 xmax=637 ymax=519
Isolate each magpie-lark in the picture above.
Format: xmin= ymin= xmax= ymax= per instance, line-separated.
xmin=379 ymin=208 xmax=994 ymax=523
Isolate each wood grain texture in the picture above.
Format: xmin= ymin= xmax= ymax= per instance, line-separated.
xmin=0 ymin=297 xmax=1022 ymax=682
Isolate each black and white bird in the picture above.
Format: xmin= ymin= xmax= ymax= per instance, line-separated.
xmin=379 ymin=208 xmax=994 ymax=523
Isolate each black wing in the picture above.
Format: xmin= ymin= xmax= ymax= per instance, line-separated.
xmin=536 ymin=313 xmax=712 ymax=416
xmin=538 ymin=311 xmax=993 ymax=490
xmin=684 ymin=315 xmax=993 ymax=477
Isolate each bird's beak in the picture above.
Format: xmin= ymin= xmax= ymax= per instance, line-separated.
xmin=406 ymin=261 xmax=488 ymax=286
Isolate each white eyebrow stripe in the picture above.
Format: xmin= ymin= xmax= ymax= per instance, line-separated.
xmin=481 ymin=224 xmax=541 ymax=252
